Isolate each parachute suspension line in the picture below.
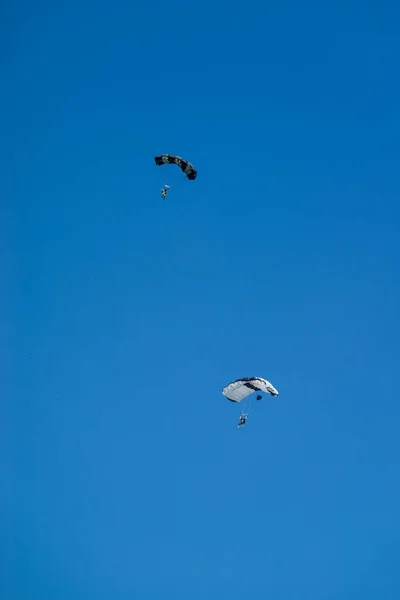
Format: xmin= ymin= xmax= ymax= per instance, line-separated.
xmin=240 ymin=398 xmax=248 ymax=418
xmin=240 ymin=396 xmax=253 ymax=419
xmin=247 ymin=398 xmax=255 ymax=417
xmin=241 ymin=394 xmax=261 ymax=422
xmin=248 ymin=394 xmax=262 ymax=416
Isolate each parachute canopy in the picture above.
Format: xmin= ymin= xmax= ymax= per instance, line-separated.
xmin=154 ymin=154 xmax=197 ymax=180
xmin=222 ymin=377 xmax=279 ymax=403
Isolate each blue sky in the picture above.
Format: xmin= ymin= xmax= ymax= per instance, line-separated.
xmin=2 ymin=0 xmax=400 ymax=598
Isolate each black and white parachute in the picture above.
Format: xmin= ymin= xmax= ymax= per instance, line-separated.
xmin=154 ymin=154 xmax=197 ymax=180
xmin=222 ymin=377 xmax=279 ymax=403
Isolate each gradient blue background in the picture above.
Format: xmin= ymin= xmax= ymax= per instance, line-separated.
xmin=2 ymin=1 xmax=400 ymax=598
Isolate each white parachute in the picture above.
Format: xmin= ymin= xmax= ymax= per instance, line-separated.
xmin=222 ymin=377 xmax=279 ymax=402
xmin=222 ymin=377 xmax=279 ymax=427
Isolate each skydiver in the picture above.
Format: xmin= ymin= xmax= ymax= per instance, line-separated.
xmin=238 ymin=414 xmax=247 ymax=428
xmin=161 ymin=184 xmax=171 ymax=199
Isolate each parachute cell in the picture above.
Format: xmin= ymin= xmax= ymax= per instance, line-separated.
xmin=154 ymin=154 xmax=197 ymax=180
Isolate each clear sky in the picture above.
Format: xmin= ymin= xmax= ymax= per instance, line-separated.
xmin=3 ymin=1 xmax=400 ymax=598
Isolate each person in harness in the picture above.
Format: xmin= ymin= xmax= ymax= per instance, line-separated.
xmin=238 ymin=413 xmax=247 ymax=428
xmin=161 ymin=184 xmax=171 ymax=199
